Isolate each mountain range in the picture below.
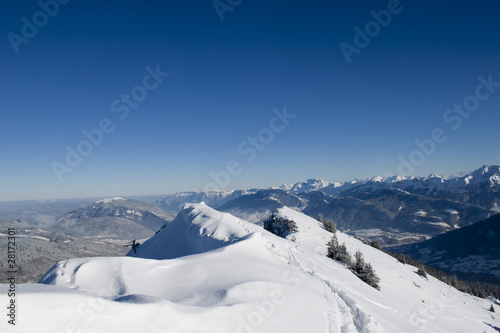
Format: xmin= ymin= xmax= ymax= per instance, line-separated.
xmin=40 ymin=165 xmax=499 ymax=246
xmin=153 ymin=165 xmax=500 ymax=246
xmin=2 ymin=165 xmax=499 ymax=284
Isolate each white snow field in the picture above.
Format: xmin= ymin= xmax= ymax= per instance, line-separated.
xmin=1 ymin=203 xmax=499 ymax=332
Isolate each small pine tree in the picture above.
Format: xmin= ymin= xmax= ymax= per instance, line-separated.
xmin=361 ymin=263 xmax=381 ymax=290
xmin=417 ymin=266 xmax=428 ymax=279
xmin=264 ymin=212 xmax=298 ymax=238
xmin=318 ymin=214 xmax=336 ymax=233
xmin=326 ymin=234 xmax=339 ymax=260
xmin=324 ymin=219 xmax=336 ymax=233
xmin=337 ymin=243 xmax=352 ymax=266
xmin=369 ymin=240 xmax=382 ymax=250
xmin=450 ymin=275 xmax=459 ymax=288
xmin=326 ymin=234 xmax=352 ymax=265
xmin=353 ymin=250 xmax=365 ymax=274
xmin=350 ymin=250 xmax=380 ymax=290
xmin=490 ymin=304 xmax=496 ymax=313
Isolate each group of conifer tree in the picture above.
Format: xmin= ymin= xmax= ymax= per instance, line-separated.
xmin=320 ymin=215 xmax=380 ymax=290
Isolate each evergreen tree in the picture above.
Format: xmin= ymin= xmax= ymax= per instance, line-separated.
xmin=450 ymin=275 xmax=459 ymax=288
xmin=318 ymin=214 xmax=336 ymax=233
xmin=350 ymin=250 xmax=380 ymax=290
xmin=337 ymin=243 xmax=352 ymax=266
xmin=360 ymin=263 xmax=381 ymax=290
xmin=417 ymin=266 xmax=428 ymax=279
xmin=327 ymin=245 xmax=380 ymax=289
xmin=326 ymin=234 xmax=339 ymax=260
xmin=263 ymin=212 xmax=298 ymax=238
xmin=353 ymin=250 xmax=365 ymax=274
xmin=369 ymin=240 xmax=382 ymax=250
xmin=490 ymin=304 xmax=496 ymax=313
xmin=326 ymin=235 xmax=352 ymax=265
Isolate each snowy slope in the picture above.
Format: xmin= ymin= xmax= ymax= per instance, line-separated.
xmin=273 ymin=207 xmax=500 ymax=332
xmin=1 ymin=204 xmax=499 ymax=332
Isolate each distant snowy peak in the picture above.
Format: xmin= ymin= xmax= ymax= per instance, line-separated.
xmin=279 ymin=165 xmax=500 ymax=195
xmin=473 ymin=164 xmax=499 ymax=175
xmin=468 ymin=165 xmax=500 ymax=185
xmin=278 ymin=175 xmax=415 ymax=195
xmin=440 ymin=165 xmax=500 ymax=188
xmin=279 ymin=178 xmax=333 ymax=194
xmin=424 ymin=173 xmax=444 ymax=180
xmin=94 ymin=197 xmax=126 ymax=204
xmin=369 ymin=175 xmax=413 ymax=183
xmin=157 ymin=189 xmax=258 ymax=211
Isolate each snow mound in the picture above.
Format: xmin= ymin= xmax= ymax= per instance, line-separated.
xmin=38 ymin=232 xmax=328 ymax=332
xmin=126 ymin=202 xmax=262 ymax=259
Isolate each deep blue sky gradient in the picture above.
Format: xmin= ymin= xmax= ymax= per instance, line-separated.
xmin=1 ymin=0 xmax=499 ymax=200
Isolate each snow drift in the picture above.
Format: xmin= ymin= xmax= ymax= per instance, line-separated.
xmin=125 ymin=202 xmax=262 ymax=259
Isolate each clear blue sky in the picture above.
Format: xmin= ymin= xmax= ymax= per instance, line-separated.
xmin=1 ymin=0 xmax=499 ymax=201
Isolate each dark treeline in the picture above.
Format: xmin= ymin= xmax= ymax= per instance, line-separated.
xmin=384 ymin=250 xmax=500 ymax=300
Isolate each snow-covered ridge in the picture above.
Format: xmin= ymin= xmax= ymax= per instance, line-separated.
xmin=28 ymin=203 xmax=500 ymax=332
xmin=126 ymin=202 xmax=261 ymax=259
xmin=277 ymin=165 xmax=500 ymax=196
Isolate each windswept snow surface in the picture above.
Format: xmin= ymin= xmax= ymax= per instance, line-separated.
xmin=1 ymin=203 xmax=499 ymax=332
xmin=126 ymin=202 xmax=260 ymax=259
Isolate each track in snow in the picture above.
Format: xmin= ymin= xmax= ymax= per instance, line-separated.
xmin=285 ymin=243 xmax=373 ymax=332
